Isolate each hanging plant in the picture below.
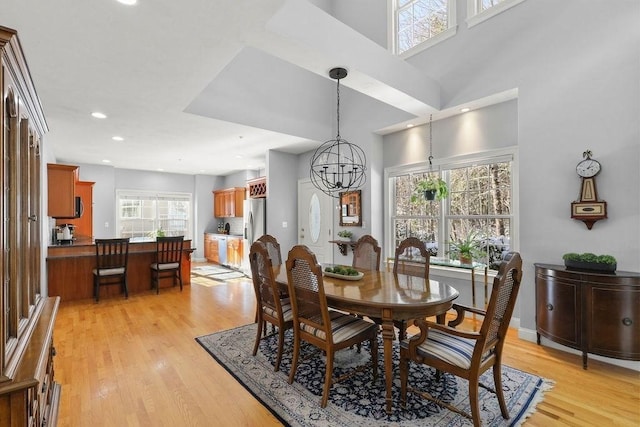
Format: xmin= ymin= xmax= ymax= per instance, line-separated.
xmin=410 ymin=177 xmax=449 ymax=202
xmin=409 ymin=114 xmax=448 ymax=203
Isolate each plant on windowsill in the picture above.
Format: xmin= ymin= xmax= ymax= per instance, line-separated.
xmin=410 ymin=177 xmax=449 ymax=202
xmin=562 ymin=252 xmax=617 ymax=273
xmin=337 ymin=230 xmax=353 ymax=242
xmin=449 ymin=231 xmax=483 ymax=265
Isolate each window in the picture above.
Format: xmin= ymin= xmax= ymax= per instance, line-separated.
xmin=389 ymin=152 xmax=514 ymax=270
xmin=393 ymin=0 xmax=456 ymax=56
xmin=466 ymin=0 xmax=527 ymax=28
xmin=116 ymin=190 xmax=192 ymax=240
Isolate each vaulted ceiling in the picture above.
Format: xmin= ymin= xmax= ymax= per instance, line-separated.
xmin=2 ymin=0 xmax=451 ymax=175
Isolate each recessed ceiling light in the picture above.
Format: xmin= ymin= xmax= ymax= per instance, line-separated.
xmin=91 ymin=112 xmax=107 ymax=119
xmin=157 ymin=168 xmax=164 ymax=172
xmin=102 ymin=159 xmax=111 ymax=163
xmin=460 ymin=107 xmax=470 ymax=113
xmin=116 ymin=0 xmax=137 ymax=5
xmin=406 ymin=124 xmax=414 ymax=128
xmin=112 ymin=136 xmax=124 ymax=141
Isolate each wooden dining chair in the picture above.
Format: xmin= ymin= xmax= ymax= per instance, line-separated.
xmin=93 ymin=238 xmax=130 ymax=302
xmin=257 ymin=234 xmax=282 ymax=267
xmin=352 ymin=234 xmax=381 ymax=271
xmin=285 ymin=244 xmax=378 ymax=408
xmin=393 ymin=236 xmax=431 ymax=339
xmin=399 ymin=252 xmax=523 ymax=427
xmin=150 ymin=236 xmax=185 ymax=294
xmin=249 ymin=240 xmax=293 ymax=372
xmin=393 ymin=236 xmax=430 ymax=278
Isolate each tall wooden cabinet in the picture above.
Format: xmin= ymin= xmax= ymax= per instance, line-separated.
xmin=535 ymin=263 xmax=640 ymax=369
xmin=0 ymin=26 xmax=61 ymax=426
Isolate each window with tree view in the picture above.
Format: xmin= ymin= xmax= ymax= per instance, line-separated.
xmin=116 ymin=190 xmax=192 ymax=240
xmin=395 ymin=0 xmax=451 ymax=54
xmin=391 ymin=157 xmax=512 ymax=270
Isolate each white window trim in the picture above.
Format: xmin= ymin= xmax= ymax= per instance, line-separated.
xmin=384 ymin=146 xmax=519 ymax=281
xmin=115 ymin=189 xmax=193 ymax=239
xmin=466 ymin=0 xmax=527 ymax=29
xmin=389 ymin=0 xmax=458 ymax=57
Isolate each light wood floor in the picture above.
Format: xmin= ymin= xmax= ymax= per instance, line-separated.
xmin=53 ymin=273 xmax=640 ymax=426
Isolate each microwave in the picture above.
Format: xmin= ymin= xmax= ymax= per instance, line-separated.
xmin=74 ymin=196 xmax=83 ymax=218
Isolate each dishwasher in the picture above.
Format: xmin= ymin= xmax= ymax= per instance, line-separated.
xmin=216 ymin=235 xmax=228 ymax=266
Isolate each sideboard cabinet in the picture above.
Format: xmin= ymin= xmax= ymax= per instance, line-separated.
xmin=1 ymin=26 xmax=61 ymax=426
xmin=535 ymin=263 xmax=640 ymax=369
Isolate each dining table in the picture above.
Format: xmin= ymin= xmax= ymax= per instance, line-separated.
xmin=273 ymin=265 xmax=459 ymax=414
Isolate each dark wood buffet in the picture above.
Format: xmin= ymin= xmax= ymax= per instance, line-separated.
xmin=535 ymin=263 xmax=640 ymax=369
xmin=47 ymin=238 xmax=194 ymax=301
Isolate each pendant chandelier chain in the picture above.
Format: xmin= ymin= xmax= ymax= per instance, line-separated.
xmin=428 ymin=113 xmax=434 ymax=171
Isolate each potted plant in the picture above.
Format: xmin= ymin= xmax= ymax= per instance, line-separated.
xmin=337 ymin=230 xmax=353 ymax=242
xmin=562 ymin=252 xmax=617 ymax=273
xmin=410 ymin=177 xmax=449 ymax=202
xmin=449 ymin=231 xmax=482 ymax=265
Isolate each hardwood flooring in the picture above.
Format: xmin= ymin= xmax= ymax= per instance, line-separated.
xmin=53 ymin=272 xmax=640 ymax=426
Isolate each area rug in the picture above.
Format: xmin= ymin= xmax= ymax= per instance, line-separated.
xmin=192 ymin=265 xmax=247 ymax=282
xmin=195 ymin=323 xmax=553 ymax=427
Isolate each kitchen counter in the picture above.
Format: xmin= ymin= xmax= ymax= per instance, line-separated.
xmin=47 ymin=238 xmax=194 ymax=301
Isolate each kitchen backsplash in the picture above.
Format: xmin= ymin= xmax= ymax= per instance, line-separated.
xmin=213 ymin=217 xmax=244 ymax=236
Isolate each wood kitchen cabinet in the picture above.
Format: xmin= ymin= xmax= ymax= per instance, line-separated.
xmin=55 ymin=181 xmax=94 ymax=238
xmin=213 ymin=187 xmax=245 ymax=218
xmin=47 ymin=163 xmax=78 ymax=218
xmin=1 ymin=26 xmax=60 ymax=426
xmin=535 ymin=263 xmax=640 ymax=369
xmin=204 ymin=233 xmax=220 ymax=263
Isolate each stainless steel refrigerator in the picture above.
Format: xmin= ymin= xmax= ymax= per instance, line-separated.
xmin=242 ymin=198 xmax=266 ymax=273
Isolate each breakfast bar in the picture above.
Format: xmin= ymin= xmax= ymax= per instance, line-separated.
xmin=47 ymin=238 xmax=194 ymax=301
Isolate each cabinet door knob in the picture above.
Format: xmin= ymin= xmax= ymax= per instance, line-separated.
xmin=622 ymin=317 xmax=633 ymax=326
xmin=546 ymin=303 xmax=554 ymax=311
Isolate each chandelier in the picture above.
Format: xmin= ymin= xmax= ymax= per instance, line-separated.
xmin=310 ymin=67 xmax=367 ymax=198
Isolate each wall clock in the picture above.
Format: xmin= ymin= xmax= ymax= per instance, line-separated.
xmin=571 ymin=150 xmax=607 ymax=229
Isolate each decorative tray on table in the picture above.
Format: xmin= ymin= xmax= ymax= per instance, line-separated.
xmin=323 ymin=266 xmax=364 ymax=281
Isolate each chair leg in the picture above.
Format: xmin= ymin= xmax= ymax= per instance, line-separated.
xmin=493 ymin=361 xmax=509 ymax=419
xmin=321 ymin=350 xmax=334 ymax=408
xmin=370 ymin=334 xmax=378 ymax=379
xmin=252 ymin=313 xmax=264 ymax=356
xmin=123 ymin=274 xmax=129 ymax=298
xmin=94 ymin=275 xmax=99 ymax=303
xmin=177 ymin=268 xmax=183 ymax=291
xmin=274 ymin=325 xmax=285 ymax=372
xmin=469 ymin=376 xmax=481 ymax=427
xmin=288 ymin=331 xmax=300 ymax=385
xmin=400 ymin=354 xmax=408 ymax=407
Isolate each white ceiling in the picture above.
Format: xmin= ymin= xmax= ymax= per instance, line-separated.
xmin=1 ymin=0 xmax=485 ymax=176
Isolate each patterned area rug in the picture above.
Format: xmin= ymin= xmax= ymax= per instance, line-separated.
xmin=192 ymin=265 xmax=246 ymax=283
xmin=196 ymin=324 xmax=553 ymax=427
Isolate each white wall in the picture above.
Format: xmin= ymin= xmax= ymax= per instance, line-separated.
xmin=378 ymin=1 xmax=639 ymax=369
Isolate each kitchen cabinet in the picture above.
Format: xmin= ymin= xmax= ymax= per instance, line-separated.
xmin=56 ymin=181 xmax=94 ymax=238
xmin=1 ymin=26 xmax=60 ymax=426
xmin=535 ymin=263 xmax=640 ymax=369
xmin=227 ymin=236 xmax=243 ymax=268
xmin=213 ymin=187 xmax=245 ymax=218
xmin=47 ymin=163 xmax=78 ymax=218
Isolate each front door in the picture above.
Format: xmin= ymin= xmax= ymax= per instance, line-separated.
xmin=297 ymin=180 xmax=334 ymax=265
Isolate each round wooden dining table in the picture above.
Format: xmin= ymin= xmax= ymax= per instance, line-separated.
xmin=273 ymin=266 xmax=459 ymax=414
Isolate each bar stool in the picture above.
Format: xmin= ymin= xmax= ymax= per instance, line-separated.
xmin=150 ymin=236 xmax=185 ymax=294
xmin=93 ymin=238 xmax=130 ymax=302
